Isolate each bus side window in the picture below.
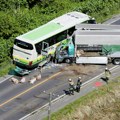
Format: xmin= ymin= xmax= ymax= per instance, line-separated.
xmin=48 ymin=36 xmax=55 ymax=46
xmin=43 ymin=43 xmax=48 ymax=49
xmin=35 ymin=42 xmax=42 ymax=54
xmin=68 ymin=27 xmax=75 ymax=36
xmin=56 ymin=30 xmax=67 ymax=43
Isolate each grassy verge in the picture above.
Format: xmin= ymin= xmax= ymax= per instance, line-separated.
xmin=0 ymin=60 xmax=15 ymax=77
xmin=44 ymin=78 xmax=120 ymax=120
xmin=94 ymin=10 xmax=120 ymax=23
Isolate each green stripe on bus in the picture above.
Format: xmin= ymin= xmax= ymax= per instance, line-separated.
xmin=22 ymin=23 xmax=63 ymax=40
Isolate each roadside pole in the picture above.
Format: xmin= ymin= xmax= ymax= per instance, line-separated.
xmin=43 ymin=91 xmax=59 ymax=120
xmin=48 ymin=92 xmax=52 ymax=120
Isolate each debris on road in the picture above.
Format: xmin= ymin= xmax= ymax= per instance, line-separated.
xmin=36 ymin=74 xmax=41 ymax=80
xmin=11 ymin=77 xmax=19 ymax=84
xmin=14 ymin=66 xmax=30 ymax=76
xmin=29 ymin=77 xmax=37 ymax=84
xmin=20 ymin=77 xmax=26 ymax=83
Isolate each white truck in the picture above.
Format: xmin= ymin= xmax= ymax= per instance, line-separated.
xmin=55 ymin=24 xmax=120 ymax=65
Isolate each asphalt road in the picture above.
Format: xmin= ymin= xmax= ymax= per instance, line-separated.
xmin=112 ymin=18 xmax=120 ymax=25
xmin=0 ymin=64 xmax=107 ymax=120
xmin=23 ymin=65 xmax=120 ymax=120
xmin=0 ymin=15 xmax=120 ymax=120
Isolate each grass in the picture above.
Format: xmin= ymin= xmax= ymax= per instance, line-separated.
xmin=92 ymin=9 xmax=120 ymax=23
xmin=44 ymin=79 xmax=120 ymax=120
xmin=0 ymin=60 xmax=15 ymax=77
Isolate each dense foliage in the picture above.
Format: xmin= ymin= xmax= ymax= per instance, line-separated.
xmin=0 ymin=0 xmax=120 ymax=66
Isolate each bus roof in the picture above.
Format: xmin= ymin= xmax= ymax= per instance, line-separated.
xmin=17 ymin=11 xmax=90 ymax=44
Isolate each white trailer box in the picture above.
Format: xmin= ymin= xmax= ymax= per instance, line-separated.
xmin=76 ymin=57 xmax=108 ymax=64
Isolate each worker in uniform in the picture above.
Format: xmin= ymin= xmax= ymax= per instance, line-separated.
xmin=68 ymin=78 xmax=75 ymax=95
xmin=105 ymin=67 xmax=111 ymax=83
xmin=76 ymin=77 xmax=82 ymax=92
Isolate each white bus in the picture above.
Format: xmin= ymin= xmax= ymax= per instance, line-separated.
xmin=13 ymin=11 xmax=95 ymax=68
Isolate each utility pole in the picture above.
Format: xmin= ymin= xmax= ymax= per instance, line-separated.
xmin=43 ymin=91 xmax=59 ymax=120
xmin=48 ymin=92 xmax=52 ymax=120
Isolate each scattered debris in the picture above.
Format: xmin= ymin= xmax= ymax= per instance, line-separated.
xmin=11 ymin=77 xmax=19 ymax=84
xmin=29 ymin=77 xmax=37 ymax=84
xmin=36 ymin=74 xmax=41 ymax=80
xmin=14 ymin=66 xmax=30 ymax=76
xmin=20 ymin=77 xmax=26 ymax=83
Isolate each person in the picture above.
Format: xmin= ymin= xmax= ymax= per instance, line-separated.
xmin=68 ymin=78 xmax=75 ymax=95
xmin=76 ymin=77 xmax=82 ymax=92
xmin=105 ymin=67 xmax=111 ymax=83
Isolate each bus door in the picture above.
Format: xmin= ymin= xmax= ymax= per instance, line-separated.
xmin=41 ymin=42 xmax=49 ymax=56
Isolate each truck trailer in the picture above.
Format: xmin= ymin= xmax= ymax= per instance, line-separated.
xmin=55 ymin=24 xmax=120 ymax=65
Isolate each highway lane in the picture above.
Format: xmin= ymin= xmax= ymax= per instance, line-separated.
xmin=0 ymin=64 xmax=111 ymax=120
xmin=0 ymin=15 xmax=120 ymax=120
xmin=111 ymin=18 xmax=120 ymax=25
xmin=0 ymin=64 xmax=62 ymax=104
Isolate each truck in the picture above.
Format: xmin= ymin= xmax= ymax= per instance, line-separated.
xmin=55 ymin=24 xmax=120 ymax=65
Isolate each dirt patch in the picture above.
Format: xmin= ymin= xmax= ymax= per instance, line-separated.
xmin=60 ymin=64 xmax=98 ymax=75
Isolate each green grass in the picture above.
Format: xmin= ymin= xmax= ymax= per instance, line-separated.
xmin=43 ymin=79 xmax=120 ymax=120
xmin=95 ymin=10 xmax=120 ymax=23
xmin=0 ymin=60 xmax=15 ymax=77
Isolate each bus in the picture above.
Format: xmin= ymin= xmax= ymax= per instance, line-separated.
xmin=13 ymin=11 xmax=95 ymax=68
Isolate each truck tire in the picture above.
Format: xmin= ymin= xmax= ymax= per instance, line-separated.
xmin=65 ymin=58 xmax=71 ymax=64
xmin=113 ymin=58 xmax=120 ymax=65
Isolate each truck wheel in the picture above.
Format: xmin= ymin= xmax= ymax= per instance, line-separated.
xmin=113 ymin=58 xmax=120 ymax=65
xmin=65 ymin=58 xmax=71 ymax=64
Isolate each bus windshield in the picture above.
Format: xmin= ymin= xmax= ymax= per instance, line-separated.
xmin=14 ymin=39 xmax=33 ymax=50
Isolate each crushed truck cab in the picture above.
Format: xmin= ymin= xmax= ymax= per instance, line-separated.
xmin=55 ymin=39 xmax=75 ymax=63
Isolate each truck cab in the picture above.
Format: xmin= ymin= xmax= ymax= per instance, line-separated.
xmin=55 ymin=39 xmax=75 ymax=63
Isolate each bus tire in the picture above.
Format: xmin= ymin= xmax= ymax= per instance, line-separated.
xmin=113 ymin=58 xmax=120 ymax=65
xmin=65 ymin=58 xmax=71 ymax=64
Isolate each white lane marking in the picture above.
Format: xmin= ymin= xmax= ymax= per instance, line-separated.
xmin=107 ymin=16 xmax=120 ymax=25
xmin=0 ymin=75 xmax=13 ymax=84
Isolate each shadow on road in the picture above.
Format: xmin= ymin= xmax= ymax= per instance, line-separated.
xmin=101 ymin=77 xmax=108 ymax=84
xmin=63 ymin=90 xmax=71 ymax=95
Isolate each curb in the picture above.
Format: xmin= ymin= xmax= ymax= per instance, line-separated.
xmin=0 ymin=75 xmax=14 ymax=84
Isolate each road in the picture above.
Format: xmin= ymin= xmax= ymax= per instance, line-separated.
xmin=0 ymin=15 xmax=120 ymax=120
xmin=0 ymin=64 xmax=107 ymax=120
xmin=22 ymin=65 xmax=120 ymax=120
